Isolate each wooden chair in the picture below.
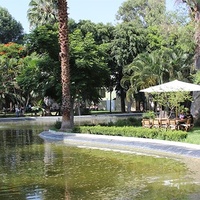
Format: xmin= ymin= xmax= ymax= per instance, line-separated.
xmin=142 ymin=119 xmax=152 ymax=128
xmin=152 ymin=119 xmax=160 ymax=128
xmin=160 ymin=119 xmax=169 ymax=129
xmin=168 ymin=119 xmax=178 ymax=130
xmin=179 ymin=118 xmax=194 ymax=131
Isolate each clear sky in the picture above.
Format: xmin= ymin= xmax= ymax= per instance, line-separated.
xmin=0 ymin=0 xmax=179 ymax=33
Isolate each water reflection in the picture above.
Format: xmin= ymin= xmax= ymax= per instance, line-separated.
xmin=0 ymin=125 xmax=200 ymax=199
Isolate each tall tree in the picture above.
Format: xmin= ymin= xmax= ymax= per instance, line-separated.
xmin=57 ymin=0 xmax=71 ymax=130
xmin=0 ymin=42 xmax=26 ymax=109
xmin=0 ymin=7 xmax=24 ymax=43
xmin=111 ymin=22 xmax=148 ymax=112
xmin=116 ymin=0 xmax=165 ymax=26
xmin=69 ymin=29 xmax=110 ymax=114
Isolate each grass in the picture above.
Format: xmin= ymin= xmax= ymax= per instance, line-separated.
xmin=183 ymin=127 xmax=200 ymax=145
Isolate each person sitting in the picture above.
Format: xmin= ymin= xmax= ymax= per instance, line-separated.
xmin=185 ymin=110 xmax=194 ymax=124
xmin=178 ymin=111 xmax=187 ymax=124
xmin=179 ymin=111 xmax=194 ymax=131
xmin=179 ymin=110 xmax=186 ymax=120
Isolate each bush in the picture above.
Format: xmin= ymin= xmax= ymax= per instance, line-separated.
xmin=100 ymin=117 xmax=141 ymax=127
xmin=81 ymin=108 xmax=91 ymax=115
xmin=113 ymin=118 xmax=141 ymax=127
xmin=54 ymin=120 xmax=62 ymax=129
xmin=142 ymin=111 xmax=156 ymax=119
xmin=73 ymin=126 xmax=188 ymax=142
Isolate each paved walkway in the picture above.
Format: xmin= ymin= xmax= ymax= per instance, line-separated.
xmin=40 ymin=130 xmax=200 ymax=159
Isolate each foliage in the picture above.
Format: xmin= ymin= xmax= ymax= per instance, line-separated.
xmin=16 ymin=53 xmax=61 ymax=106
xmin=53 ymin=117 xmax=141 ymax=130
xmin=111 ymin=22 xmax=148 ymax=111
xmin=0 ymin=0 xmax=197 ymax=117
xmin=152 ymin=91 xmax=192 ymax=118
xmin=177 ymin=0 xmax=200 ymax=120
xmin=25 ymin=25 xmax=59 ymax=60
xmin=142 ymin=111 xmax=156 ymax=119
xmin=25 ymin=23 xmax=111 ymax=109
xmin=122 ymin=42 xmax=194 ymax=98
xmin=73 ymin=126 xmax=188 ymax=141
xmin=119 ymin=1 xmax=194 ymax=110
xmin=69 ymin=29 xmax=110 ymax=104
xmin=111 ymin=22 xmax=147 ymax=67
xmin=0 ymin=42 xmax=26 ymax=58
xmin=27 ymin=0 xmax=58 ymax=29
xmin=0 ymin=7 xmax=24 ymax=43
xmin=54 ymin=120 xmax=62 ymax=129
xmin=104 ymin=117 xmax=142 ymax=127
xmin=116 ymin=0 xmax=166 ymax=26
xmin=193 ymin=70 xmax=200 ymax=84
xmin=0 ymin=42 xmax=27 ymax=108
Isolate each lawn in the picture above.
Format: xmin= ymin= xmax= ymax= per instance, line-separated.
xmin=184 ymin=127 xmax=200 ymax=145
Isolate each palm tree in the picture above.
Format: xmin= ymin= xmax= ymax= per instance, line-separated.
xmin=121 ymin=51 xmax=163 ymax=94
xmin=121 ymin=49 xmax=193 ymax=102
xmin=121 ymin=52 xmax=159 ymax=111
xmin=27 ymin=0 xmax=72 ymax=129
xmin=57 ymin=0 xmax=72 ymax=130
xmin=27 ymin=0 xmax=58 ymax=29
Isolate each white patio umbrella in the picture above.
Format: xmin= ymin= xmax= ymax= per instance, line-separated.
xmin=140 ymin=80 xmax=200 ymax=93
xmin=140 ymin=80 xmax=200 ymax=119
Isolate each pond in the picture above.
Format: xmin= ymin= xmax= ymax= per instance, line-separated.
xmin=0 ymin=123 xmax=200 ymax=200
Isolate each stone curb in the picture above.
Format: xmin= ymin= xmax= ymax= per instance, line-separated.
xmin=40 ymin=131 xmax=200 ymax=159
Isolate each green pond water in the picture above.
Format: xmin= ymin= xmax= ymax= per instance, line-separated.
xmin=0 ymin=123 xmax=200 ymax=200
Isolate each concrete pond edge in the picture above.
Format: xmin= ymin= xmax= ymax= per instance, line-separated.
xmin=39 ymin=130 xmax=200 ymax=159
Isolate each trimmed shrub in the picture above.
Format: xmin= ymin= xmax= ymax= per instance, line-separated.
xmin=99 ymin=117 xmax=141 ymax=127
xmin=73 ymin=126 xmax=188 ymax=141
xmin=54 ymin=120 xmax=62 ymax=129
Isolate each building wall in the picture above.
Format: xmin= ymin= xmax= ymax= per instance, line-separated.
xmin=98 ymin=89 xmax=136 ymax=112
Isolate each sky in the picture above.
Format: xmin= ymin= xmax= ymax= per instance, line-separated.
xmin=0 ymin=0 xmax=179 ymax=33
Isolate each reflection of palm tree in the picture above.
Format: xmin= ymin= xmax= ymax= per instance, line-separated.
xmin=27 ymin=0 xmax=58 ymax=29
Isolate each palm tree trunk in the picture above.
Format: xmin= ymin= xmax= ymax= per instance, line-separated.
xmin=57 ymin=0 xmax=72 ymax=130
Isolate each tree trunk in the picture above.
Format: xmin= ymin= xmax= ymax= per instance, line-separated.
xmin=57 ymin=0 xmax=72 ymax=130
xmin=120 ymin=88 xmax=126 ymax=113
xmin=190 ymin=3 xmax=200 ymax=119
xmin=127 ymin=99 xmax=133 ymax=112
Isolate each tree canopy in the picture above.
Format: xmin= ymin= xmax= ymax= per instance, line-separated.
xmin=0 ymin=7 xmax=24 ymax=44
xmin=0 ymin=0 xmax=198 ymax=116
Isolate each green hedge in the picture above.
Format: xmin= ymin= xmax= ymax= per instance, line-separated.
xmin=73 ymin=126 xmax=188 ymax=141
